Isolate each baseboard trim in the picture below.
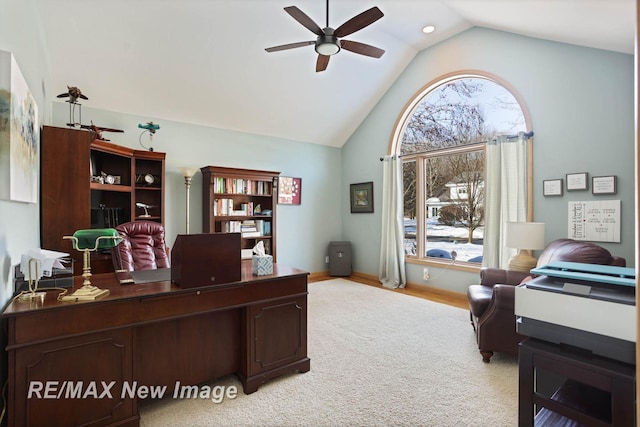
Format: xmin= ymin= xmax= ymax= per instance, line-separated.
xmin=308 ymin=270 xmax=469 ymax=310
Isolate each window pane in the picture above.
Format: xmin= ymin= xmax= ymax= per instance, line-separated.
xmin=398 ymin=75 xmax=526 ymax=266
xmin=401 ymin=77 xmax=525 ymax=155
xmin=425 ymin=150 xmax=484 ymax=262
xmin=403 ymin=160 xmax=416 ymax=255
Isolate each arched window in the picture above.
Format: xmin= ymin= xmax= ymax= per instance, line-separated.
xmin=393 ymin=72 xmax=530 ymax=264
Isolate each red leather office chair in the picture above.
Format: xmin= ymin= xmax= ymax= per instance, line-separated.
xmin=111 ymin=221 xmax=170 ymax=271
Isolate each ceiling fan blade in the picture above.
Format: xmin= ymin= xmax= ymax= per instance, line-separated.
xmin=265 ymin=41 xmax=315 ymax=52
xmin=316 ymin=55 xmax=330 ymax=72
xmin=340 ymin=40 xmax=385 ymax=58
xmin=334 ymin=7 xmax=384 ymax=38
xmin=284 ymin=6 xmax=323 ymax=36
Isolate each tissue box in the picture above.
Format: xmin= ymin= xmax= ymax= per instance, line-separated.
xmin=252 ymin=255 xmax=273 ymax=276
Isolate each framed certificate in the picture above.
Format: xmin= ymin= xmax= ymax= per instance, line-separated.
xmin=566 ymin=172 xmax=588 ymax=191
xmin=543 ymin=179 xmax=563 ymax=196
xmin=592 ymin=175 xmax=617 ymax=195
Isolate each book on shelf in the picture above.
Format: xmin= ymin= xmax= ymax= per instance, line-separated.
xmin=241 ymin=231 xmax=261 ymax=238
xmin=241 ymin=219 xmax=259 ymax=237
xmin=221 ymin=221 xmax=242 ymax=233
xmin=215 ymin=199 xmax=256 ymax=217
xmin=214 ymin=177 xmax=272 ymax=196
xmin=214 ymin=198 xmax=234 ymax=216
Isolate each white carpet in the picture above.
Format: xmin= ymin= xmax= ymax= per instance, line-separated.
xmin=140 ymin=279 xmax=518 ymax=426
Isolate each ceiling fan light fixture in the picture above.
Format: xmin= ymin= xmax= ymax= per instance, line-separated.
xmin=315 ymin=33 xmax=341 ymax=55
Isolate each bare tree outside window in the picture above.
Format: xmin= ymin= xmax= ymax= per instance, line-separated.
xmin=400 ymin=76 xmax=525 ymax=263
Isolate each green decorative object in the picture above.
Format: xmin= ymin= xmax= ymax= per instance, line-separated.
xmin=70 ymin=228 xmax=122 ymax=250
xmin=62 ymin=228 xmax=123 ymax=301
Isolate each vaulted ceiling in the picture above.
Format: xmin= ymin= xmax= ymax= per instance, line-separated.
xmin=34 ymin=0 xmax=635 ymax=148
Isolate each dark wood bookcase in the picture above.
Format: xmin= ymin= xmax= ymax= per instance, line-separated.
xmin=41 ymin=126 xmax=165 ymax=274
xmin=200 ymin=166 xmax=279 ymax=261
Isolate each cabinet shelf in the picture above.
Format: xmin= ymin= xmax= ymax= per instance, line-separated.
xmin=202 ymin=166 xmax=279 ymax=261
xmin=135 ymin=186 xmax=162 ymax=191
xmin=213 ymin=215 xmax=272 ymax=220
xmin=91 ymin=183 xmax=133 ymax=192
xmin=519 ymin=338 xmax=635 ymax=427
xmin=214 ymin=193 xmax=273 ymax=197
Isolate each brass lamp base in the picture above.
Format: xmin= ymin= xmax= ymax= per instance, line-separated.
xmin=60 ymin=285 xmax=110 ymax=302
xmin=508 ymin=250 xmax=537 ymax=273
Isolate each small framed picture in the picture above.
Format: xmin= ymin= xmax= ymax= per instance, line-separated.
xmin=592 ymin=175 xmax=617 ymax=195
xmin=277 ymin=176 xmax=302 ymax=205
xmin=350 ymin=182 xmax=374 ymax=213
xmin=566 ymin=172 xmax=588 ymax=191
xmin=543 ymin=179 xmax=563 ymax=196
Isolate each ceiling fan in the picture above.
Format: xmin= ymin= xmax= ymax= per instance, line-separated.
xmin=265 ymin=0 xmax=385 ymax=72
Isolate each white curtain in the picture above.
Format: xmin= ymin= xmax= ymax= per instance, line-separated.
xmin=483 ymin=132 xmax=529 ymax=269
xmin=379 ymin=155 xmax=406 ymax=288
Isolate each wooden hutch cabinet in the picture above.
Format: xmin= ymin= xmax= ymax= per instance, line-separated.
xmin=200 ymin=166 xmax=279 ymax=261
xmin=40 ymin=126 xmax=165 ymax=274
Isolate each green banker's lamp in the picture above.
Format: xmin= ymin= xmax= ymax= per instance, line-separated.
xmin=62 ymin=228 xmax=122 ymax=301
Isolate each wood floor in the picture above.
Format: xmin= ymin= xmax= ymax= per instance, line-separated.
xmin=308 ymin=271 xmax=469 ymax=310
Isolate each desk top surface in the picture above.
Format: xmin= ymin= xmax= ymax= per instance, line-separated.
xmin=2 ymin=261 xmax=308 ymax=317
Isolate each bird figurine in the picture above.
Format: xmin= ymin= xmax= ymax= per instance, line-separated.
xmin=57 ymin=85 xmax=88 ymax=104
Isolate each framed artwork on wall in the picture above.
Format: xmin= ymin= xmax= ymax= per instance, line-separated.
xmin=543 ymin=179 xmax=563 ymax=196
xmin=566 ymin=172 xmax=588 ymax=191
xmin=0 ymin=50 xmax=39 ymax=203
xmin=592 ymin=175 xmax=617 ymax=195
xmin=277 ymin=176 xmax=301 ymax=205
xmin=350 ymin=182 xmax=374 ymax=213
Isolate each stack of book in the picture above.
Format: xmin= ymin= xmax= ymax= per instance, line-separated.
xmin=241 ymin=220 xmax=261 ymax=238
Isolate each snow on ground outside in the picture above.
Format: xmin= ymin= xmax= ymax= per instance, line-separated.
xmin=404 ymin=218 xmax=483 ymax=262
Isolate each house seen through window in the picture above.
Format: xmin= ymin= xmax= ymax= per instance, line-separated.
xmin=398 ymin=74 xmax=526 ymax=264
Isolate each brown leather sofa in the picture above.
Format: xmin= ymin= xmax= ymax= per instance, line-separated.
xmin=467 ymin=239 xmax=626 ymax=362
xmin=111 ymin=221 xmax=170 ymax=271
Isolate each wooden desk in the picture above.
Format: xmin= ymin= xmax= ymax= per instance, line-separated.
xmin=2 ymin=262 xmax=310 ymax=427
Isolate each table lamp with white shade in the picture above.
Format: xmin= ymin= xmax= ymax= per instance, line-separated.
xmin=505 ymin=222 xmax=546 ymax=273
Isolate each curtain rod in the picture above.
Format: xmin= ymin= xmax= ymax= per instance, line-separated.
xmin=379 ymin=131 xmax=534 ymax=161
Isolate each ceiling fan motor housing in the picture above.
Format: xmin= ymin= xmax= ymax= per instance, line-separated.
xmin=315 ymin=28 xmax=340 ymax=55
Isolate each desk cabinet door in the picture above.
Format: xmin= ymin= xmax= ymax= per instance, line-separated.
xmin=246 ymin=296 xmax=307 ymax=376
xmin=9 ymin=328 xmax=134 ymax=427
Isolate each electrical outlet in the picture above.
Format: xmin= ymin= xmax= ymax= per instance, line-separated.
xmin=325 ymin=256 xmax=330 ymax=264
xmin=423 ymin=268 xmax=430 ymax=280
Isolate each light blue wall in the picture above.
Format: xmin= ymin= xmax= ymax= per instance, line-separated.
xmin=51 ymin=104 xmax=344 ymax=274
xmin=0 ymin=0 xmax=52 ymax=304
xmin=342 ymin=27 xmax=635 ymax=293
xmin=0 ymin=9 xmax=635 ymax=304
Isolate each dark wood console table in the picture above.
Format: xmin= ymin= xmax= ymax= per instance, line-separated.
xmin=518 ymin=338 xmax=635 ymax=427
xmin=2 ymin=262 xmax=310 ymax=427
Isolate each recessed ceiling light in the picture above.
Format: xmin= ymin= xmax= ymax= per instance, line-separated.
xmin=422 ymin=25 xmax=436 ymax=34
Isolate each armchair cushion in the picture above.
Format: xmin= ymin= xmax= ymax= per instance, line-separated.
xmin=479 ymin=268 xmax=529 ymax=287
xmin=467 ymin=285 xmax=493 ymax=319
